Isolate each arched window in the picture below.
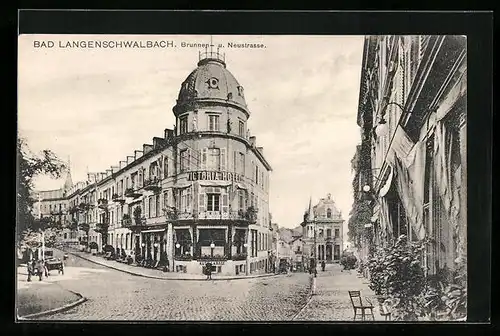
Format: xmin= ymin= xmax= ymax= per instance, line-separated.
xmin=327 ymin=208 xmax=332 ymax=218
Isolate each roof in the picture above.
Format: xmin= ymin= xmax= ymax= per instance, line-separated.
xmin=173 ymin=56 xmax=249 ymax=116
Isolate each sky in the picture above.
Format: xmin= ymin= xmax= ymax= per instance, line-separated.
xmin=18 ymin=34 xmax=364 ymax=240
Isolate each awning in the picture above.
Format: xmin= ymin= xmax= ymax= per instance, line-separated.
xmin=378 ymin=165 xmax=394 ymax=197
xmin=198 ymin=181 xmax=232 ymax=187
xmin=173 ymin=182 xmax=192 ymax=189
xmin=141 ymin=229 xmax=165 ymax=234
xmin=236 ymin=182 xmax=247 ymax=190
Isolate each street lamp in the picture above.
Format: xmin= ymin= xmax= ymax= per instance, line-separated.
xmin=210 ymin=241 xmax=215 ymax=257
xmin=375 ymin=117 xmax=389 ymax=137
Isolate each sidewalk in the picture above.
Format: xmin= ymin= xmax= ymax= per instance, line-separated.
xmin=62 ymin=248 xmax=279 ymax=281
xmin=16 ymin=266 xmax=86 ymax=319
xmin=293 ymin=264 xmax=385 ymax=321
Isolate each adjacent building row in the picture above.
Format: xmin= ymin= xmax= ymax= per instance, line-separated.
xmin=354 ymin=35 xmax=467 ymax=277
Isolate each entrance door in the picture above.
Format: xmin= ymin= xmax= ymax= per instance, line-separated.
xmin=326 ymin=245 xmax=332 ymax=261
xmin=333 ymin=245 xmax=340 ymax=261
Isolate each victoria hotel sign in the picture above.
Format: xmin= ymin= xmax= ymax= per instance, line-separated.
xmin=187 ymin=171 xmax=243 ymax=183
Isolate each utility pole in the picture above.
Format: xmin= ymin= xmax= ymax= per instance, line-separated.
xmin=38 ymin=193 xmax=45 ymax=261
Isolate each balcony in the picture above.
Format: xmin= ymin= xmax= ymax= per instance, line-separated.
xmin=124 ymin=187 xmax=142 ymax=198
xmin=112 ymin=193 xmax=126 ymax=203
xmin=174 ymin=254 xmax=193 ymax=261
xmin=98 ymin=198 xmax=108 ymax=209
xmin=143 ymin=177 xmax=161 ymax=192
xmin=198 ymin=254 xmax=227 ymax=262
xmin=95 ymin=222 xmax=109 ymax=233
xmin=145 ymin=216 xmax=166 ymax=226
xmin=122 ymin=216 xmax=133 ymax=228
xmin=231 ymin=252 xmax=247 ymax=261
xmin=294 ymin=250 xmax=303 ymax=255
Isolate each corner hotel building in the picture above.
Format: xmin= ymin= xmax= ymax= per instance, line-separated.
xmin=35 ymin=51 xmax=274 ymax=276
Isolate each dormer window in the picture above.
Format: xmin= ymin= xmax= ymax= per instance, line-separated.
xmin=327 ymin=208 xmax=332 ymax=218
xmin=207 ymin=77 xmax=219 ymax=89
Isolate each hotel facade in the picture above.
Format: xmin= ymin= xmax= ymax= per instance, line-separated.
xmin=35 ymin=51 xmax=274 ymax=276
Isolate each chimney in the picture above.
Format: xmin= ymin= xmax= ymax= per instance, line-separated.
xmin=106 ymin=169 xmax=113 ymax=176
xmin=127 ymin=156 xmax=134 ymax=165
xmin=143 ymin=144 xmax=153 ymax=155
xmin=249 ymin=136 xmax=256 ymax=147
xmin=119 ymin=161 xmax=127 ymax=169
xmin=134 ymin=150 xmax=143 ymax=160
xmin=153 ymin=137 xmax=164 ymax=149
xmin=164 ymin=128 xmax=174 ymax=140
xmin=111 ymin=166 xmax=119 ymax=173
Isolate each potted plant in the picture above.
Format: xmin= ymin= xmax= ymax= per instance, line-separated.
xmin=133 ymin=206 xmax=142 ymax=225
xmin=367 ymin=235 xmax=428 ymax=321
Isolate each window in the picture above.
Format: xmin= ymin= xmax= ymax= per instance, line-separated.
xmin=335 ymin=229 xmax=340 ymax=238
xmin=164 ymin=157 xmax=169 ymax=178
xmin=207 ymin=193 xmax=220 ymax=212
xmin=207 ymin=148 xmax=221 ymax=170
xmin=239 ymin=189 xmax=246 ymax=211
xmin=237 ymin=153 xmax=244 ymax=175
xmin=238 ymin=120 xmax=245 ymax=137
xmin=327 ymin=208 xmax=332 ymax=218
xmin=156 ymin=194 xmax=161 ymax=217
xmin=163 ymin=190 xmax=169 ymax=209
xmin=180 ymin=187 xmax=191 ymax=212
xmin=255 ymin=165 xmax=259 ymax=184
xmin=149 ymin=196 xmax=154 ymax=218
xmin=179 ymin=115 xmax=188 ymax=135
xmin=180 ymin=149 xmax=189 ymax=173
xmin=326 ymin=229 xmax=332 ymax=238
xmin=208 ymin=114 xmax=220 ymax=131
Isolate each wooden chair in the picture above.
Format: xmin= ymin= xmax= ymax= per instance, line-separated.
xmin=348 ymin=291 xmax=375 ymax=321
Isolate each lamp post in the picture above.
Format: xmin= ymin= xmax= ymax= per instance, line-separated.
xmin=141 ymin=243 xmax=145 ymax=259
xmin=37 ymin=194 xmax=46 ymax=262
xmin=244 ymin=243 xmax=249 ymax=275
xmin=210 ymin=241 xmax=215 ymax=258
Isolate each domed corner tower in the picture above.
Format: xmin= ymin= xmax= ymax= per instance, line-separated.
xmin=172 ymin=50 xmax=251 ymax=138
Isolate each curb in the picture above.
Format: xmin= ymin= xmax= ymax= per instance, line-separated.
xmin=18 ymin=290 xmax=87 ymax=320
xmin=65 ymin=250 xmax=281 ymax=281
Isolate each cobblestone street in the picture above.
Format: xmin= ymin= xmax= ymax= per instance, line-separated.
xmin=23 ymin=251 xmax=311 ymax=321
xmin=293 ymin=264 xmax=382 ymax=321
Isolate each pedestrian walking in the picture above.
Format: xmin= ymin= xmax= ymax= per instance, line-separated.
xmin=205 ymin=262 xmax=213 ymax=280
xmin=36 ymin=259 xmax=45 ymax=281
xmin=321 ymin=260 xmax=326 ymax=272
xmin=27 ymin=260 xmax=35 ymax=282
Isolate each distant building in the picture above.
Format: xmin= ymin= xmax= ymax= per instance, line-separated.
xmin=301 ymin=194 xmax=345 ymax=263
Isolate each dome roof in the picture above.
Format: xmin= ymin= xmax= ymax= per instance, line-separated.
xmin=174 ymin=57 xmax=248 ymax=115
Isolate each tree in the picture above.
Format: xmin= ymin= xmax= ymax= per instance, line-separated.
xmin=17 ymin=137 xmax=67 ymax=244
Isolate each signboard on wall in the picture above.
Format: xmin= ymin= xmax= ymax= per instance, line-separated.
xmin=187 ymin=171 xmax=243 ymax=183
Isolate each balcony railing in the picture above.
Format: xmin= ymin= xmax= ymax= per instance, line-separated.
xmin=112 ymin=193 xmax=126 ymax=203
xmin=143 ymin=177 xmax=161 ymax=191
xmin=98 ymin=198 xmax=108 ymax=209
xmin=174 ymin=254 xmax=193 ymax=261
xmin=122 ymin=217 xmax=133 ymax=228
xmin=125 ymin=187 xmax=142 ymax=198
